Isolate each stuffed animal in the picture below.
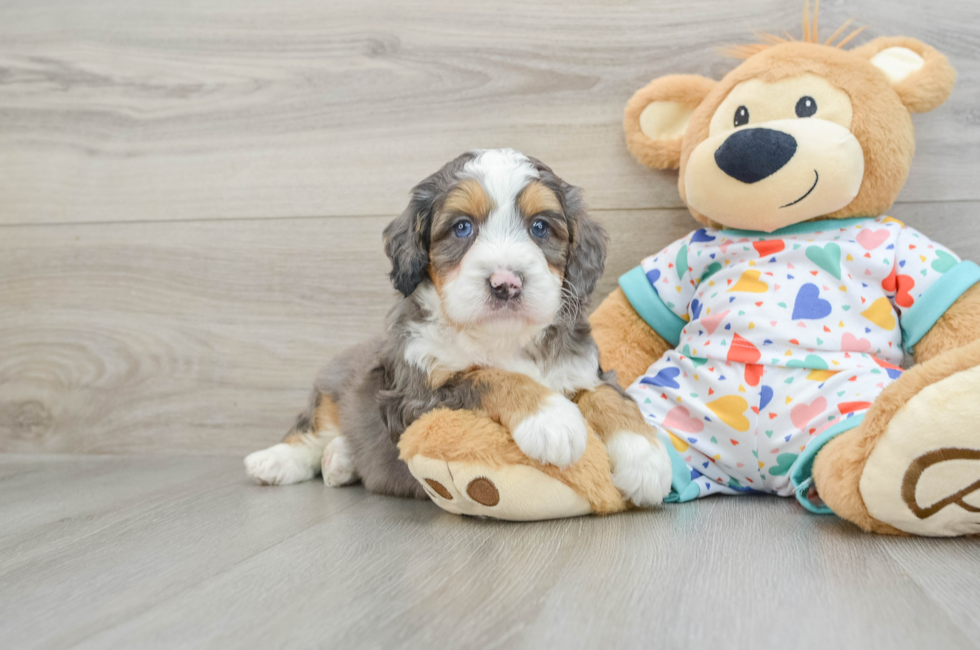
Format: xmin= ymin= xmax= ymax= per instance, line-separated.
xmin=400 ymin=8 xmax=980 ymax=535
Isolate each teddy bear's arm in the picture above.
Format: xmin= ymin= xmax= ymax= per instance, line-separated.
xmin=590 ymin=287 xmax=672 ymax=389
xmin=912 ymin=282 xmax=980 ymax=364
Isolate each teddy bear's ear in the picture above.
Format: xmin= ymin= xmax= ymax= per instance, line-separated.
xmin=624 ymin=74 xmax=716 ymax=170
xmin=852 ymin=37 xmax=956 ymax=114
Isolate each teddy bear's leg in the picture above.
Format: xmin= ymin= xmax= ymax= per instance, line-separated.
xmin=590 ymin=287 xmax=672 ymax=389
xmin=398 ymin=408 xmax=627 ymax=520
xmin=809 ymin=340 xmax=980 ymax=536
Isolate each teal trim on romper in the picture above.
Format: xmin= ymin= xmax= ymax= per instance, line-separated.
xmin=716 ymin=216 xmax=875 ymax=238
xmin=618 ymin=266 xmax=687 ymax=346
xmin=789 ymin=413 xmax=866 ymax=515
xmin=656 ymin=433 xmax=703 ymax=503
xmin=901 ymin=260 xmax=980 ymax=355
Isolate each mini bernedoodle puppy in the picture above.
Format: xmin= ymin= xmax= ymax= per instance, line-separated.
xmin=245 ymin=149 xmax=672 ymax=508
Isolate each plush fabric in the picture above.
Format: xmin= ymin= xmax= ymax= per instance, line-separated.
xmin=396 ymin=8 xmax=980 ymax=530
xmin=399 ymin=408 xmax=627 ymax=514
xmin=597 ymin=10 xmax=980 ymax=535
xmin=812 ymin=340 xmax=980 ymax=535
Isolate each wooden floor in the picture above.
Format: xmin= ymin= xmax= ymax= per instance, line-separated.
xmin=1 ymin=454 xmax=979 ymax=650
xmin=2 ymin=0 xmax=980 ymax=647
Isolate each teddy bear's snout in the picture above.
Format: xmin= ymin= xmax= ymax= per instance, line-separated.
xmin=714 ymin=128 xmax=798 ymax=184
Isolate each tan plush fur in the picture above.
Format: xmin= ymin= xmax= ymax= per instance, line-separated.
xmin=398 ymin=408 xmax=627 ymax=513
xmin=675 ymin=42 xmax=917 ymax=229
xmin=624 ymin=74 xmax=716 ymax=170
xmin=599 ymin=19 xmax=978 ymax=534
xmin=913 ymin=283 xmax=980 ymax=364
xmin=851 ymin=37 xmax=957 ymax=114
xmin=812 ymin=339 xmax=980 ymax=535
xmin=589 ymin=287 xmax=672 ymax=389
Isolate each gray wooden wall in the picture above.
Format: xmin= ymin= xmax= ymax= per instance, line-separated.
xmin=2 ymin=0 xmax=978 ymax=455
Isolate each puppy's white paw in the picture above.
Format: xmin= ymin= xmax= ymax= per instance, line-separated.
xmin=244 ymin=443 xmax=317 ymax=486
xmin=512 ymin=394 xmax=588 ymax=468
xmin=607 ymin=432 xmax=673 ymax=508
xmin=322 ymin=436 xmax=358 ymax=487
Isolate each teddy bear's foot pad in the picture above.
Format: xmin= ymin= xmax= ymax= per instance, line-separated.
xmin=860 ymin=365 xmax=980 ymax=536
xmin=405 ymin=455 xmax=592 ymax=521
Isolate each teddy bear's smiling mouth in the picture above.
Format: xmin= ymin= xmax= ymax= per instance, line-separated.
xmin=780 ymin=170 xmax=819 ymax=208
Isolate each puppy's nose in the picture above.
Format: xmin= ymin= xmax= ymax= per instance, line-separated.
xmin=714 ymin=128 xmax=797 ymax=184
xmin=488 ymin=270 xmax=523 ymax=301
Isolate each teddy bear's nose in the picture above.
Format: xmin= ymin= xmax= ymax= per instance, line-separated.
xmin=714 ymin=128 xmax=798 ymax=184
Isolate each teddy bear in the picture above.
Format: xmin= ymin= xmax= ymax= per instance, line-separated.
xmin=399 ymin=10 xmax=980 ymax=536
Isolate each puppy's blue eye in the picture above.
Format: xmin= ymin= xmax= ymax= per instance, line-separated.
xmin=453 ymin=220 xmax=473 ymax=238
xmin=530 ymin=219 xmax=549 ymax=238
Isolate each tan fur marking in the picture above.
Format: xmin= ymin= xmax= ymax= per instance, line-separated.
xmin=282 ymin=395 xmax=340 ymax=446
xmin=517 ymin=181 xmax=562 ymax=218
xmin=574 ymin=384 xmax=656 ymax=443
xmin=590 ymin=288 xmax=672 ymax=389
xmin=462 ymin=367 xmax=552 ymax=432
xmin=442 ymin=178 xmax=493 ymax=223
xmin=312 ymin=396 xmax=340 ymax=433
xmin=427 ymin=367 xmax=460 ymax=389
xmin=427 ymin=262 xmax=445 ymax=294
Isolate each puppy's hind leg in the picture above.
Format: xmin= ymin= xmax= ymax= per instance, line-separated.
xmin=245 ymin=390 xmax=342 ymax=486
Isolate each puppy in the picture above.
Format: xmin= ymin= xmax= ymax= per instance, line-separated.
xmin=244 ymin=149 xmax=671 ymax=507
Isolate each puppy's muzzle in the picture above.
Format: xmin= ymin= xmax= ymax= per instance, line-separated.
xmin=488 ymin=269 xmax=523 ymax=302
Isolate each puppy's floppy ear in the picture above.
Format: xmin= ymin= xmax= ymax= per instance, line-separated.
xmin=562 ymin=184 xmax=607 ymax=306
xmin=624 ymin=74 xmax=716 ymax=170
xmin=383 ymin=153 xmax=475 ymax=297
xmin=852 ymin=37 xmax=956 ymax=114
xmin=383 ymin=193 xmax=433 ymax=297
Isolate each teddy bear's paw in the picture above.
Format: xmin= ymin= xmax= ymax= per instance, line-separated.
xmin=860 ymin=365 xmax=980 ymax=536
xmin=404 ymin=454 xmax=592 ymax=521
xmin=511 ymin=394 xmax=588 ymax=468
xmin=607 ymin=433 xmax=673 ymax=508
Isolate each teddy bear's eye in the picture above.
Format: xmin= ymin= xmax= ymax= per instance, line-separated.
xmin=733 ymin=105 xmax=749 ymax=127
xmin=795 ymin=96 xmax=817 ymax=118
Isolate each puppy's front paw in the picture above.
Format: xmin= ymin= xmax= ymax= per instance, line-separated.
xmin=607 ymin=433 xmax=673 ymax=507
xmin=511 ymin=394 xmax=588 ymax=468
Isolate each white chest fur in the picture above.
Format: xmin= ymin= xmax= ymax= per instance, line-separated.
xmin=403 ymin=289 xmax=601 ymax=396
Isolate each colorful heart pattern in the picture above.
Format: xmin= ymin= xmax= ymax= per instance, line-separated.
xmin=629 ymin=216 xmax=966 ymax=501
xmin=791 ymin=283 xmax=832 ymax=320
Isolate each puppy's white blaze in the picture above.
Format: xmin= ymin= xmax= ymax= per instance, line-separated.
xmin=463 ymin=148 xmax=539 ymax=208
xmin=512 ymin=393 xmax=588 ymax=468
xmin=245 ymin=441 xmax=321 ymax=486
xmin=322 ymin=436 xmax=358 ymax=487
xmin=606 ymin=432 xmax=673 ymax=507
